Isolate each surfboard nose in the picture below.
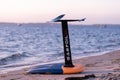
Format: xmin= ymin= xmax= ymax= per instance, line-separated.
xmin=28 ymin=63 xmax=63 ymax=74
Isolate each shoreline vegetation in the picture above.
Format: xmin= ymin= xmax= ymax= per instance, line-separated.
xmin=0 ymin=50 xmax=120 ymax=80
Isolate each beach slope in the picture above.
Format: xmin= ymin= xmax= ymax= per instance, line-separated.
xmin=0 ymin=50 xmax=120 ymax=80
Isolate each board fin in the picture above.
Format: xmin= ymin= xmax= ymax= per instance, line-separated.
xmin=52 ymin=14 xmax=65 ymax=22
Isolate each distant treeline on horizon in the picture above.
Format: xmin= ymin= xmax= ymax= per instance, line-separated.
xmin=0 ymin=22 xmax=120 ymax=26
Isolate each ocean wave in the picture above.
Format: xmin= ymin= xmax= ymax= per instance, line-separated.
xmin=0 ymin=52 xmax=30 ymax=65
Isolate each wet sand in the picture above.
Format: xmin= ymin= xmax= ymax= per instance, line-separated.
xmin=0 ymin=50 xmax=120 ymax=80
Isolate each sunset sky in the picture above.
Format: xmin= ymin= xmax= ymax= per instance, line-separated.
xmin=0 ymin=0 xmax=120 ymax=24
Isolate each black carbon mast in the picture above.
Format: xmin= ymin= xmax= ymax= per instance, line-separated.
xmin=53 ymin=14 xmax=86 ymax=67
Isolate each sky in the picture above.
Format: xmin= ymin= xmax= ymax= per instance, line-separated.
xmin=0 ymin=0 xmax=120 ymax=24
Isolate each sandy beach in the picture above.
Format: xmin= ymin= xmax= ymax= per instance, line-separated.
xmin=0 ymin=50 xmax=120 ymax=80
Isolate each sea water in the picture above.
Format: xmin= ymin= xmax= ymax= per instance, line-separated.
xmin=0 ymin=23 xmax=120 ymax=73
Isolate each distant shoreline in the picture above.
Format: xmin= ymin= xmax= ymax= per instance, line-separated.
xmin=0 ymin=22 xmax=120 ymax=26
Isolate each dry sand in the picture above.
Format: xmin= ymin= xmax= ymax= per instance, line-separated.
xmin=0 ymin=50 xmax=120 ymax=80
